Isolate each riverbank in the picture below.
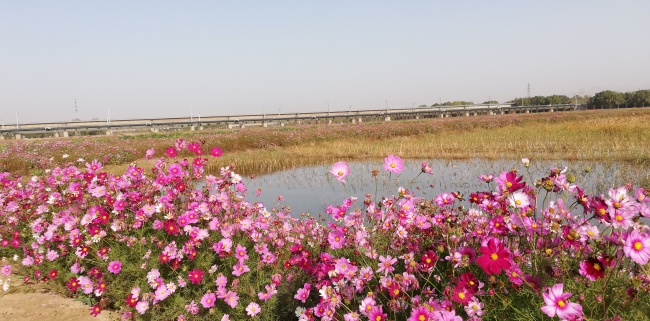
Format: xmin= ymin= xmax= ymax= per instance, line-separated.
xmin=3 ymin=108 xmax=650 ymax=180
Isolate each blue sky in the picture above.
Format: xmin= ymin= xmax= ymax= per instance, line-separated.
xmin=2 ymin=1 xmax=649 ymax=124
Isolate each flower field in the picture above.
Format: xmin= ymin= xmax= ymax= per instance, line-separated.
xmin=1 ymin=138 xmax=650 ymax=320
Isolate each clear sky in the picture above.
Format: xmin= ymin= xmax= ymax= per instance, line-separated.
xmin=2 ymin=1 xmax=649 ymax=124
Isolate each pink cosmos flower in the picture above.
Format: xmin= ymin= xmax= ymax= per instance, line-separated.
xmin=377 ymin=255 xmax=397 ymax=276
xmin=235 ymin=244 xmax=249 ymax=262
xmin=407 ymin=306 xmax=434 ymax=321
xmin=188 ymin=269 xmax=204 ymax=284
xmin=135 ymin=301 xmax=149 ymax=314
xmin=384 ymin=155 xmax=404 ymax=174
xmin=210 ymin=147 xmax=223 ymax=158
xmin=540 ymin=283 xmax=583 ymax=320
xmin=1 ymin=265 xmax=11 ymax=276
xmin=368 ymin=306 xmax=387 ymax=321
xmin=232 ymin=261 xmax=250 ymax=276
xmin=435 ymin=193 xmax=455 ymax=207
xmin=496 ymin=170 xmax=525 ymax=193
xmin=200 ymin=292 xmax=216 ymax=308
xmin=145 ymin=148 xmax=155 ymax=160
xmin=154 ymin=284 xmax=171 ymax=302
xmin=478 ymin=174 xmax=494 ymax=183
xmin=107 ymin=261 xmax=122 ymax=274
xmin=434 ymin=310 xmax=463 ymax=321
xmin=329 ymin=161 xmax=351 ymax=183
xmin=223 ymin=291 xmax=239 ymax=308
xmin=165 ymin=147 xmax=177 ymax=158
xmin=476 ymin=239 xmax=511 ymax=275
xmin=245 ymin=302 xmax=261 ymax=317
xmin=328 ymin=229 xmax=345 ymax=249
xmin=294 ymin=284 xmax=311 ymax=303
xmin=421 ymin=162 xmax=433 ymax=174
xmin=624 ymin=229 xmax=650 ymax=265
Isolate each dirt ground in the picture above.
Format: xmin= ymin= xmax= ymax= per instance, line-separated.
xmin=0 ymin=292 xmax=117 ymax=321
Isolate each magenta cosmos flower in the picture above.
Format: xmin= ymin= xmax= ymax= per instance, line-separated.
xmin=476 ymin=239 xmax=511 ymax=275
xmin=107 ymin=261 xmax=122 ymax=274
xmin=384 ymin=155 xmax=404 ymax=174
xmin=210 ymin=147 xmax=223 ymax=158
xmin=540 ymin=283 xmax=583 ymax=319
xmin=329 ymin=161 xmax=350 ymax=183
xmin=624 ymin=229 xmax=650 ymax=265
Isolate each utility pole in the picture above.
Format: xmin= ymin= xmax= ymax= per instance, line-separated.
xmin=190 ymin=106 xmax=193 ymax=122
xmin=385 ymin=100 xmax=388 ymax=113
xmin=263 ymin=105 xmax=265 ymax=119
xmin=15 ymin=112 xmax=19 ymax=129
xmin=1 ymin=117 xmax=4 ymax=130
xmin=75 ymin=99 xmax=78 ymax=119
xmin=198 ymin=110 xmax=201 ymax=123
xmin=527 ymin=83 xmax=531 ymax=102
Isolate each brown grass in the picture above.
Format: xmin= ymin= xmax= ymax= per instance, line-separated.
xmin=3 ymin=108 xmax=650 ymax=177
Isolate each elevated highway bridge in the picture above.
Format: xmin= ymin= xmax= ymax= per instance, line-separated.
xmin=1 ymin=104 xmax=583 ymax=139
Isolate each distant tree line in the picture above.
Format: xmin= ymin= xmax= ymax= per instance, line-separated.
xmin=421 ymin=89 xmax=649 ymax=108
xmin=509 ymin=89 xmax=649 ymax=108
xmin=586 ymin=90 xmax=650 ymax=108
xmin=431 ymin=101 xmax=475 ymax=107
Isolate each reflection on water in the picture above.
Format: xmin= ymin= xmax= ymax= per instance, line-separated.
xmin=240 ymin=159 xmax=647 ymax=217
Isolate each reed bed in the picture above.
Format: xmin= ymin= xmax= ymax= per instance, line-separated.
xmin=2 ymin=108 xmax=650 ymax=178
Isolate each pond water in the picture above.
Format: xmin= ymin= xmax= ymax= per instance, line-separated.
xmin=239 ymin=158 xmax=646 ymax=217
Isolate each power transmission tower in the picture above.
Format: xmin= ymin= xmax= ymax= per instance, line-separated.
xmin=527 ymin=83 xmax=531 ymax=100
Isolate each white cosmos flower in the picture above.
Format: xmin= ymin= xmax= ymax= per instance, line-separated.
xmin=508 ymin=191 xmax=530 ymax=209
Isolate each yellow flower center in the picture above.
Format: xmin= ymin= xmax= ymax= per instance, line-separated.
xmin=634 ymin=241 xmax=643 ymax=251
xmin=506 ymin=182 xmax=512 ymax=188
xmin=338 ymin=171 xmax=343 ymax=176
xmin=593 ymin=263 xmax=601 ymax=270
xmin=419 ymin=316 xmax=426 ymax=321
xmin=490 ymin=253 xmax=498 ymax=260
xmin=390 ymin=163 xmax=396 ymax=168
xmin=613 ymin=202 xmax=621 ymax=209
xmin=458 ymin=292 xmax=466 ymax=299
xmin=557 ymin=300 xmax=566 ymax=308
xmin=515 ymin=200 xmax=521 ymax=205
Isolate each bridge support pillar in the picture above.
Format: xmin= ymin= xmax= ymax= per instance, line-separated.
xmin=525 ymin=109 xmax=530 ymax=113
xmin=240 ymin=123 xmax=245 ymax=129
xmin=262 ymin=122 xmax=268 ymax=128
xmin=54 ymin=132 xmax=60 ymax=138
xmin=500 ymin=111 xmax=505 ymax=115
xmin=0 ymin=135 xmax=4 ymax=140
xmin=415 ymin=115 xmax=419 ymax=119
xmin=384 ymin=116 xmax=391 ymax=122
xmin=63 ymin=131 xmax=69 ymax=138
xmin=439 ymin=113 xmax=444 ymax=118
xmin=106 ymin=129 xmax=113 ymax=136
xmin=358 ymin=117 xmax=362 ymax=123
xmin=15 ymin=133 xmax=22 ymax=140
xmin=549 ymin=108 xmax=555 ymax=113
xmin=199 ymin=126 xmax=204 ymax=130
xmin=465 ymin=112 xmax=470 ymax=117
xmin=350 ymin=118 xmax=356 ymax=123
xmin=190 ymin=126 xmax=196 ymax=131
xmin=280 ymin=122 xmax=285 ymax=127
xmin=227 ymin=124 xmax=234 ymax=129
xmin=328 ymin=119 xmax=332 ymax=124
